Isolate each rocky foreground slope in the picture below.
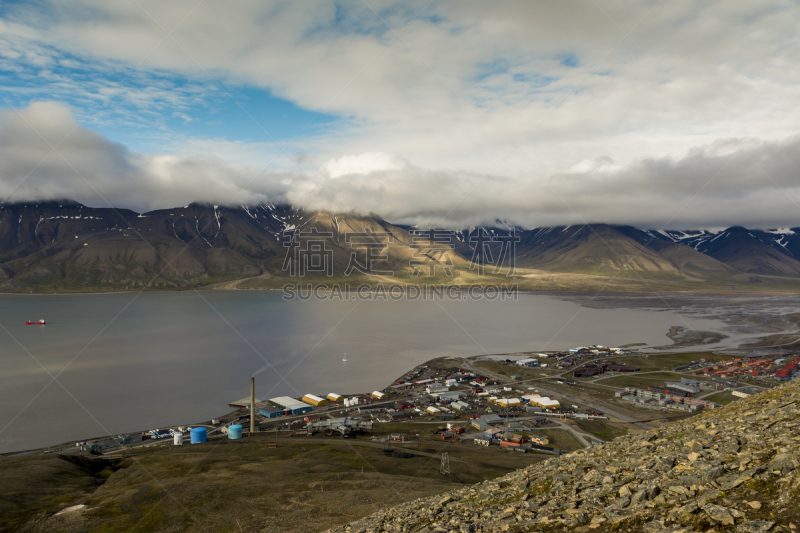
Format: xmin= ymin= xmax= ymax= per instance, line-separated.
xmin=329 ymin=381 xmax=800 ymax=533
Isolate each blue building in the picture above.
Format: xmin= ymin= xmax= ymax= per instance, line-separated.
xmin=259 ymin=406 xmax=283 ymax=418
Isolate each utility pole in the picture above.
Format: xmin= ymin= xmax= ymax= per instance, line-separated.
xmin=440 ymin=452 xmax=450 ymax=475
xmin=250 ymin=377 xmax=256 ymax=435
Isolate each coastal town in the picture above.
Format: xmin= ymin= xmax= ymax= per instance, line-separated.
xmin=18 ymin=345 xmax=797 ymax=459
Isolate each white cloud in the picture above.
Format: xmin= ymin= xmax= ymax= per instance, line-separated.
xmin=321 ymin=152 xmax=406 ymax=178
xmin=1 ymin=3 xmax=800 ymax=229
xmin=0 ymin=102 xmax=290 ymax=212
xmin=287 ymin=137 xmax=800 ymax=230
xmin=4 ymin=0 xmax=799 ymax=176
xmin=7 ymin=102 xmax=800 ymax=231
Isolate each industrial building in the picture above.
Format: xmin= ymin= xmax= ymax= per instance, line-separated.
xmin=680 ymin=377 xmax=707 ymax=388
xmin=306 ymin=417 xmax=372 ymax=437
xmin=494 ymin=398 xmax=522 ymax=408
xmin=528 ymin=435 xmax=549 ymax=446
xmin=258 ymin=406 xmax=283 ymax=418
xmin=371 ymin=391 xmax=387 ymax=400
xmin=617 ymin=387 xmax=717 ymax=411
xmin=484 ymin=427 xmax=503 ymax=439
xmin=327 ymin=393 xmax=344 ymax=403
xmin=526 ymin=396 xmax=560 ymax=410
xmin=433 ymin=391 xmax=465 ymax=402
xmin=471 ymin=414 xmax=504 ymax=431
xmin=269 ymin=396 xmax=313 ymax=415
xmin=663 ymin=382 xmax=700 ymax=394
xmin=573 ymin=361 xmax=640 ymax=378
xmin=301 ymin=394 xmax=329 ymax=407
xmin=647 ymin=386 xmax=690 ymax=398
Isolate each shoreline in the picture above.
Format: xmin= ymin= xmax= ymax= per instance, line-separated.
xmin=1 ymin=294 xmax=793 ymax=456
xmin=4 ymin=285 xmax=800 ymax=297
xmin=0 ymin=351 xmax=585 ymax=457
xmin=0 ymin=339 xmax=741 ymax=457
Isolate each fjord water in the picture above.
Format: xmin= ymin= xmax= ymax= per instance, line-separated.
xmin=0 ymin=291 xmax=722 ymax=453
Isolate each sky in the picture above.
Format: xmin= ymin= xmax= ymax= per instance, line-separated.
xmin=1 ymin=0 xmax=800 ymax=229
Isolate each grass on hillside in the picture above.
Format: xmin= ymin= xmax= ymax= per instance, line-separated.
xmin=595 ymin=371 xmax=697 ymax=389
xmin=472 ymin=360 xmax=555 ymax=380
xmin=421 ymin=357 xmax=465 ymax=373
xmin=572 ymin=420 xmax=629 ymax=441
xmin=535 ymin=430 xmax=582 ymax=451
xmin=0 ymin=454 xmax=105 ymax=532
xmin=609 ymin=352 xmax=718 ymax=371
xmin=704 ymin=391 xmax=740 ymax=406
xmin=0 ymin=434 xmax=542 ymax=533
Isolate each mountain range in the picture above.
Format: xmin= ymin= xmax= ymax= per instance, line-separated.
xmin=1 ymin=200 xmax=799 ymax=293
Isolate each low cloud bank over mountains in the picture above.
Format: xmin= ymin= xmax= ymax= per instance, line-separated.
xmin=3 ymin=102 xmax=800 ymax=231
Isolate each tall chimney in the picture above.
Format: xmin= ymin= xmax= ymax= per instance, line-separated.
xmin=250 ymin=377 xmax=255 ymax=434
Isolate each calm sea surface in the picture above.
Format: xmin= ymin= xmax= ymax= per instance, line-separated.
xmin=0 ymin=291 xmax=725 ymax=453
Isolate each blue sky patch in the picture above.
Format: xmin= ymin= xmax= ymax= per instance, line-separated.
xmin=0 ymin=35 xmax=342 ymax=154
xmin=557 ymin=53 xmax=579 ymax=68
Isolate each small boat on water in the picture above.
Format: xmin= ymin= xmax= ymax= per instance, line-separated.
xmin=25 ymin=319 xmax=46 ymax=325
xmin=342 ymin=354 xmax=348 ymax=362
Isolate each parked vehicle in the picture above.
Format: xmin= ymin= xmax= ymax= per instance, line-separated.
xmin=148 ymin=429 xmax=175 ymax=439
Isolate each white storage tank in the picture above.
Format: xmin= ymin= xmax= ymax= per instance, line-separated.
xmin=174 ymin=432 xmax=183 ymax=446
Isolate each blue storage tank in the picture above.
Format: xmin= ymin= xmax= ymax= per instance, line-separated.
xmin=189 ymin=427 xmax=207 ymax=444
xmin=228 ymin=424 xmax=242 ymax=439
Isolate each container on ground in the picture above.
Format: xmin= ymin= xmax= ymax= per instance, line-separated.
xmin=189 ymin=427 xmax=207 ymax=444
xmin=228 ymin=425 xmax=243 ymax=440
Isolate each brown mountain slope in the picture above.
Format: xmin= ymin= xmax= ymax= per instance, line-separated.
xmin=513 ymin=224 xmax=735 ymax=279
xmin=0 ymin=201 xmax=798 ymax=292
xmin=701 ymin=227 xmax=800 ymax=275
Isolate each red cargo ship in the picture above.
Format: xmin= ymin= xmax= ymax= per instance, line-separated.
xmin=25 ymin=319 xmax=46 ymax=325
